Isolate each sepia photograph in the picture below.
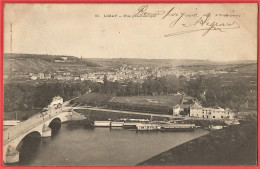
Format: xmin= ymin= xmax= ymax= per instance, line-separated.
xmin=2 ymin=3 xmax=258 ymax=166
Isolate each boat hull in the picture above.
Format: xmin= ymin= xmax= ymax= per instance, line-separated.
xmin=93 ymin=121 xmax=111 ymax=127
xmin=160 ymin=128 xmax=195 ymax=132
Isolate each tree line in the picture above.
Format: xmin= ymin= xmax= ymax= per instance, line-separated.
xmin=4 ymin=74 xmax=257 ymax=112
xmin=4 ymin=81 xmax=92 ymax=111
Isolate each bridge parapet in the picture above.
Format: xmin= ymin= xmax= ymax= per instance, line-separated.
xmin=3 ymin=108 xmax=63 ymax=145
xmin=3 ymin=97 xmax=82 ymax=164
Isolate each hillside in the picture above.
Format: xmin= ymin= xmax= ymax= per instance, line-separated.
xmin=4 ymin=53 xmax=257 ymax=75
xmin=4 ymin=53 xmax=99 ymax=74
xmin=85 ymin=58 xmax=257 ymax=68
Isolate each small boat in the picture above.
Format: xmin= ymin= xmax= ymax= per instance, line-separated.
xmin=195 ymin=126 xmax=202 ymax=129
xmin=208 ymin=125 xmax=223 ymax=131
xmin=225 ymin=120 xmax=240 ymax=125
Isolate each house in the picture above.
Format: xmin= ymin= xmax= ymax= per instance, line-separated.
xmin=38 ymin=73 xmax=45 ymax=79
xmin=54 ymin=75 xmax=63 ymax=80
xmin=189 ymin=102 xmax=203 ymax=117
xmin=61 ymin=56 xmax=67 ymax=60
xmin=190 ymin=102 xmax=234 ymax=119
xmin=45 ymin=74 xmax=52 ymax=79
xmin=173 ymin=104 xmax=181 ymax=116
xmin=31 ymin=76 xmax=38 ymax=80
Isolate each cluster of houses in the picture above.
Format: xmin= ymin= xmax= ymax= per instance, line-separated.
xmin=6 ymin=62 xmax=232 ymax=83
xmin=173 ymin=99 xmax=234 ymax=120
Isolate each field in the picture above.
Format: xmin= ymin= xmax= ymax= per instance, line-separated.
xmin=112 ymin=95 xmax=183 ymax=108
xmin=75 ymin=94 xmax=183 ymax=115
xmin=75 ymin=93 xmax=115 ymax=106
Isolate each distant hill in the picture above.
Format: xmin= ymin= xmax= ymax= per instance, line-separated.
xmin=4 ymin=53 xmax=99 ymax=74
xmin=85 ymin=58 xmax=257 ymax=67
xmin=4 ymin=53 xmax=80 ymax=61
xmin=4 ymin=53 xmax=257 ymax=74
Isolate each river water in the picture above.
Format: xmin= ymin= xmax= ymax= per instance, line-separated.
xmin=18 ymin=124 xmax=209 ymax=166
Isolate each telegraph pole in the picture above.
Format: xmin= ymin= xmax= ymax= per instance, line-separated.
xmin=10 ymin=22 xmax=13 ymax=79
xmin=10 ymin=22 xmax=12 ymax=55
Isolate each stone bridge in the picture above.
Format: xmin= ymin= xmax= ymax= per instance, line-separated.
xmin=3 ymin=104 xmax=86 ymax=164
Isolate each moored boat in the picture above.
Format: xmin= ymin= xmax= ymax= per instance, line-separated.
xmin=93 ymin=121 xmax=111 ymax=127
xmin=225 ymin=120 xmax=240 ymax=125
xmin=160 ymin=124 xmax=196 ymax=132
xmin=122 ymin=122 xmax=141 ymax=129
xmin=111 ymin=122 xmax=124 ymax=127
xmin=136 ymin=123 xmax=161 ymax=131
xmin=208 ymin=125 xmax=223 ymax=131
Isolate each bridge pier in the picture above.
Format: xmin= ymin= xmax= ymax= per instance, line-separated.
xmin=6 ymin=145 xmax=20 ymax=164
xmin=3 ymin=106 xmax=84 ymax=165
xmin=42 ymin=124 xmax=52 ymax=137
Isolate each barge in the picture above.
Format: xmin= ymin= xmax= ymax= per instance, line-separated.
xmin=93 ymin=121 xmax=111 ymax=127
xmin=111 ymin=122 xmax=124 ymax=127
xmin=122 ymin=122 xmax=141 ymax=129
xmin=136 ymin=124 xmax=161 ymax=131
xmin=160 ymin=124 xmax=196 ymax=132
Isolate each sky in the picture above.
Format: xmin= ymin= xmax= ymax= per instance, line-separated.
xmin=4 ymin=3 xmax=258 ymax=61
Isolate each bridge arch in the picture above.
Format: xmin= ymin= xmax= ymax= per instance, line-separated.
xmin=48 ymin=117 xmax=62 ymax=135
xmin=16 ymin=131 xmax=42 ymax=164
xmin=16 ymin=131 xmax=42 ymax=150
xmin=3 ymin=108 xmax=86 ymax=164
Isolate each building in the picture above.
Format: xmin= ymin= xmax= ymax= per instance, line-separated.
xmin=189 ymin=102 xmax=202 ymax=117
xmin=38 ymin=73 xmax=45 ymax=79
xmin=190 ymin=102 xmax=234 ymax=119
xmin=45 ymin=74 xmax=52 ymax=79
xmin=49 ymin=96 xmax=63 ymax=108
xmin=173 ymin=104 xmax=181 ymax=116
xmin=61 ymin=56 xmax=67 ymax=60
xmin=31 ymin=75 xmax=38 ymax=80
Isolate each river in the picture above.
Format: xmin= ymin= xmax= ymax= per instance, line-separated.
xmin=15 ymin=124 xmax=209 ymax=166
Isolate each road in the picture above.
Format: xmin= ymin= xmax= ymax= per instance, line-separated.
xmin=3 ymin=101 xmax=72 ymax=145
xmin=71 ymin=106 xmax=213 ymax=121
xmin=72 ymin=106 xmax=175 ymax=118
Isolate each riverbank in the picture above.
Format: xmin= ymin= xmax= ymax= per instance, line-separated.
xmin=75 ymin=109 xmax=170 ymax=121
xmin=138 ymin=116 xmax=257 ymax=166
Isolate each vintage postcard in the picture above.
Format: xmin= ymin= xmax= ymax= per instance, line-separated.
xmin=2 ymin=3 xmax=258 ymax=166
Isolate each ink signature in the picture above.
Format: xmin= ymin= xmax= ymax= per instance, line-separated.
xmin=133 ymin=5 xmax=241 ymax=37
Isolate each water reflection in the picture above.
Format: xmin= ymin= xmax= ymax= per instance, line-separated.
xmin=49 ymin=118 xmax=61 ymax=136
xmin=18 ymin=132 xmax=42 ymax=165
xmin=14 ymin=124 xmax=209 ymax=166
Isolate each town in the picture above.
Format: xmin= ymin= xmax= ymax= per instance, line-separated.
xmin=4 ymin=54 xmax=239 ymax=84
xmin=3 ymin=53 xmax=257 ymax=166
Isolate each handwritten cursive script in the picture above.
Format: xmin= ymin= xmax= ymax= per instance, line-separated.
xmin=133 ymin=5 xmax=241 ymax=37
